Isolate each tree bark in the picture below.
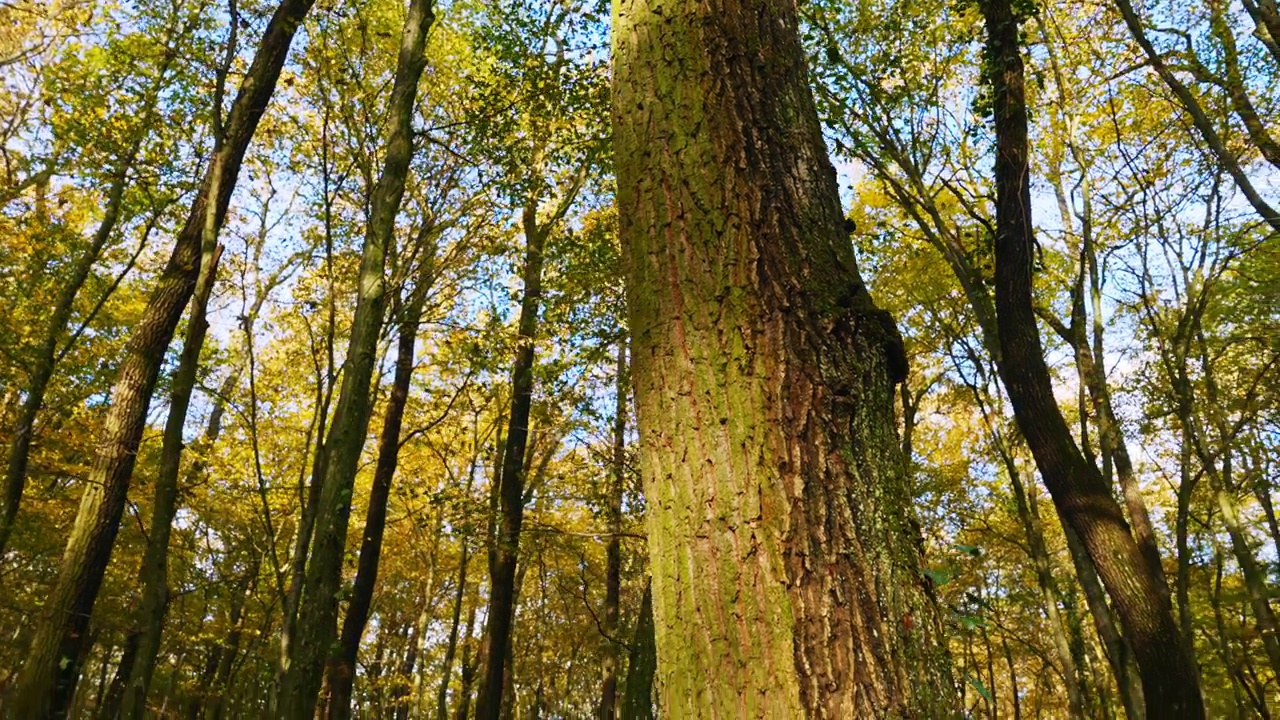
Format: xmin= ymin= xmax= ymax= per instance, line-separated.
xmin=278 ymin=0 xmax=435 ymax=713
xmin=474 ymin=198 xmax=555 ymax=719
xmin=116 ymin=241 xmax=223 ymax=719
xmin=612 ymin=0 xmax=955 ymax=715
xmin=599 ymin=340 xmax=627 ymax=720
xmin=325 ymin=249 xmax=435 ymax=720
xmin=10 ymin=0 xmax=315 ymax=713
xmin=620 ymin=581 xmax=655 ymax=720
xmin=979 ymin=0 xmax=1202 ymax=714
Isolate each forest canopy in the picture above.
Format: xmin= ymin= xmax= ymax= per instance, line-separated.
xmin=0 ymin=0 xmax=1276 ymax=717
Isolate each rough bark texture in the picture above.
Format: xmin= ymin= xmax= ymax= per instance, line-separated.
xmin=612 ymin=0 xmax=955 ymax=716
xmin=980 ymin=0 xmax=1203 ymax=714
xmin=9 ymin=0 xmax=314 ymax=713
xmin=278 ymin=0 xmax=434 ymax=713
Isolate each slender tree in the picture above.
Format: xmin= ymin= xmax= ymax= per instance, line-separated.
xmin=10 ymin=0 xmax=316 ymax=712
xmin=612 ymin=0 xmax=955 ymax=715
xmin=979 ymin=0 xmax=1204 ymax=714
xmin=325 ymin=242 xmax=436 ymax=719
xmin=278 ymin=0 xmax=435 ymax=712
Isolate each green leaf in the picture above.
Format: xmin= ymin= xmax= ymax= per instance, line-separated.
xmin=966 ymin=673 xmax=993 ymax=702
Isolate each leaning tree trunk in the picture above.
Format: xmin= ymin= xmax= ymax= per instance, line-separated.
xmin=325 ymin=257 xmax=435 ymax=719
xmin=0 ymin=20 xmax=187 ymax=558
xmin=611 ymin=0 xmax=955 ymax=716
xmin=979 ymin=0 xmax=1203 ymax=715
xmin=118 ymin=241 xmax=224 ymax=720
xmin=10 ymin=0 xmax=315 ymax=713
xmin=279 ymin=1 xmax=435 ymax=713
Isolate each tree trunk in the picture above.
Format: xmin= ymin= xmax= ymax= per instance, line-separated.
xmin=978 ymin=0 xmax=1203 ymax=714
xmin=11 ymin=0 xmax=315 ymax=713
xmin=326 ymin=255 xmax=435 ymax=719
xmin=1060 ymin=523 xmax=1144 ymax=720
xmin=599 ymin=340 xmax=627 ymax=720
xmin=436 ymin=543 xmax=471 ymax=720
xmin=278 ymin=0 xmax=435 ymax=714
xmin=0 ymin=15 xmax=188 ymax=558
xmin=118 ymin=242 xmax=224 ymax=719
xmin=474 ymin=204 xmax=552 ymax=720
xmin=999 ymin=445 xmax=1083 ymax=718
xmin=620 ymin=581 xmax=655 ymax=720
xmin=612 ymin=0 xmax=955 ymax=715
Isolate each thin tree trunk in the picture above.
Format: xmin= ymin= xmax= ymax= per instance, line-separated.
xmin=279 ymin=0 xmax=435 ymax=713
xmin=474 ymin=201 xmax=552 ymax=720
xmin=0 ymin=13 xmax=189 ymax=558
xmin=453 ymin=600 xmax=479 ymax=720
xmin=118 ymin=242 xmax=224 ymax=719
xmin=599 ymin=340 xmax=627 ymax=720
xmin=11 ymin=0 xmax=315 ymax=712
xmin=326 ymin=257 xmax=435 ymax=719
xmin=979 ymin=0 xmax=1202 ymax=714
xmin=612 ymin=0 xmax=954 ymax=714
xmin=436 ymin=543 xmax=471 ymax=720
xmin=1113 ymin=0 xmax=1280 ymax=234
xmin=1060 ymin=523 xmax=1144 ymax=720
xmin=1000 ymin=447 xmax=1083 ymax=718
xmin=1002 ymin=634 xmax=1021 ymax=720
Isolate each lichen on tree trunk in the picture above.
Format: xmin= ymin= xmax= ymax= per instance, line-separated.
xmin=611 ymin=0 xmax=955 ymax=716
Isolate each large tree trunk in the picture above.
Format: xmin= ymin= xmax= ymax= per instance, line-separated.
xmin=325 ymin=254 xmax=435 ymax=720
xmin=611 ymin=0 xmax=954 ymax=716
xmin=979 ymin=0 xmax=1202 ymax=714
xmin=278 ymin=0 xmax=435 ymax=714
xmin=10 ymin=0 xmax=315 ymax=713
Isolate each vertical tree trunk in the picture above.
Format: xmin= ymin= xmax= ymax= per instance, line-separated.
xmin=279 ymin=0 xmax=435 ymax=713
xmin=436 ymin=543 xmax=471 ymax=720
xmin=620 ymin=581 xmax=655 ymax=720
xmin=1000 ymin=447 xmax=1083 ymax=718
xmin=599 ymin=340 xmax=627 ymax=720
xmin=612 ymin=0 xmax=955 ymax=715
xmin=474 ymin=205 xmax=551 ymax=720
xmin=11 ymin=0 xmax=315 ymax=713
xmin=978 ymin=0 xmax=1203 ymax=714
xmin=325 ymin=254 xmax=435 ymax=719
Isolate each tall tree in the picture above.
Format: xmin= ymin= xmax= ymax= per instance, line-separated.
xmin=612 ymin=0 xmax=955 ymax=715
xmin=325 ymin=240 xmax=437 ymax=719
xmin=978 ymin=0 xmax=1204 ymax=714
xmin=10 ymin=0 xmax=316 ymax=712
xmin=278 ymin=0 xmax=436 ymax=712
